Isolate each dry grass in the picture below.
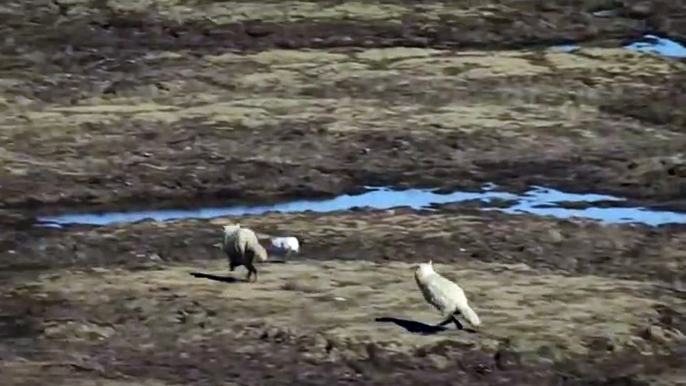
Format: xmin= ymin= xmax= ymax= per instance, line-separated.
xmin=2 ymin=2 xmax=686 ymax=210
xmin=21 ymin=259 xmax=684 ymax=361
xmin=3 ymin=211 xmax=686 ymax=384
xmin=54 ymin=0 xmax=520 ymax=24
xmin=0 ymin=0 xmax=683 ymax=175
xmin=2 ymin=46 xmax=682 ymax=166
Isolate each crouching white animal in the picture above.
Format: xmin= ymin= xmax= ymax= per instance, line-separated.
xmin=265 ymin=236 xmax=300 ymax=258
xmin=413 ymin=260 xmax=481 ymax=330
xmin=222 ymin=224 xmax=269 ymax=283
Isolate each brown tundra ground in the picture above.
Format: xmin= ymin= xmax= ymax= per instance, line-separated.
xmin=2 ymin=1 xmax=686 ymax=386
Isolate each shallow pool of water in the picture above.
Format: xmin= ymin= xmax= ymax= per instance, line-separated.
xmin=497 ymin=186 xmax=686 ymax=226
xmin=37 ymin=185 xmax=686 ymax=227
xmin=625 ymin=35 xmax=686 ymax=58
xmin=552 ymin=34 xmax=686 ymax=58
xmin=37 ymin=186 xmax=514 ymax=226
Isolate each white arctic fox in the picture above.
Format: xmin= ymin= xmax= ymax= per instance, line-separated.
xmin=413 ymin=260 xmax=481 ymax=330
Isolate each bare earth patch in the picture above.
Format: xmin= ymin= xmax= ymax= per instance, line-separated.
xmin=30 ymin=260 xmax=686 ymax=356
xmin=2 ymin=208 xmax=686 ymax=385
xmin=3 ymin=256 xmax=685 ymax=385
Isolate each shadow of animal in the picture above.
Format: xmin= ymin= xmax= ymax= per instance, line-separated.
xmin=435 ymin=315 xmax=479 ymax=333
xmin=375 ymin=317 xmax=449 ymax=335
xmin=375 ymin=317 xmax=480 ymax=335
xmin=0 ymin=315 xmax=37 ymax=339
xmin=189 ymin=272 xmax=241 ymax=283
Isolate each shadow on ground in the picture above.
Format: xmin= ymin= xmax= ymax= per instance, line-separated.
xmin=0 ymin=315 xmax=37 ymax=339
xmin=376 ymin=316 xmax=481 ymax=335
xmin=375 ymin=316 xmax=449 ymax=335
xmin=189 ymin=272 xmax=242 ymax=283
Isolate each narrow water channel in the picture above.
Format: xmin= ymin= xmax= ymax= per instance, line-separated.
xmin=37 ymin=185 xmax=686 ymax=227
xmin=553 ymin=34 xmax=686 ymax=58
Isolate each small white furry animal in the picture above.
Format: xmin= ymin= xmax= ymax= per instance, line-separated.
xmin=266 ymin=236 xmax=300 ymax=258
xmin=413 ymin=260 xmax=481 ymax=330
xmin=222 ymin=224 xmax=269 ymax=282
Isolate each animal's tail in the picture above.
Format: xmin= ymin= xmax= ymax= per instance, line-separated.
xmin=460 ymin=304 xmax=481 ymax=327
xmin=254 ymin=243 xmax=269 ymax=262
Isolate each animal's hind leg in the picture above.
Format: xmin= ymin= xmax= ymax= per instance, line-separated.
xmin=437 ymin=314 xmax=463 ymax=330
xmin=245 ymin=263 xmax=258 ymax=283
xmin=226 ymin=250 xmax=239 ymax=271
xmin=229 ymin=258 xmax=244 ymax=273
xmin=450 ymin=315 xmax=464 ymax=330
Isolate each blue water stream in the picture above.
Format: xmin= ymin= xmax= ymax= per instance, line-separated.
xmin=554 ymin=34 xmax=686 ymax=58
xmin=33 ymin=36 xmax=686 ymax=228
xmin=37 ymin=185 xmax=686 ymax=227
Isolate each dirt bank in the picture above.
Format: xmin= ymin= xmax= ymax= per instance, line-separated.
xmin=4 ymin=207 xmax=686 ymax=283
xmin=2 ymin=1 xmax=686 ymax=213
xmin=7 ymin=0 xmax=686 ymax=52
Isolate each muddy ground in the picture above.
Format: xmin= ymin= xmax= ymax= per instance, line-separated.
xmin=3 ymin=1 xmax=686 ymax=385
xmin=3 ymin=209 xmax=686 ymax=386
xmin=2 ymin=1 xmax=686 ymax=213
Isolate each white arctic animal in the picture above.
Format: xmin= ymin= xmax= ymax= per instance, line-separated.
xmin=222 ymin=223 xmax=242 ymax=245
xmin=413 ymin=260 xmax=481 ymax=330
xmin=266 ymin=236 xmax=300 ymax=258
xmin=222 ymin=224 xmax=269 ymax=283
